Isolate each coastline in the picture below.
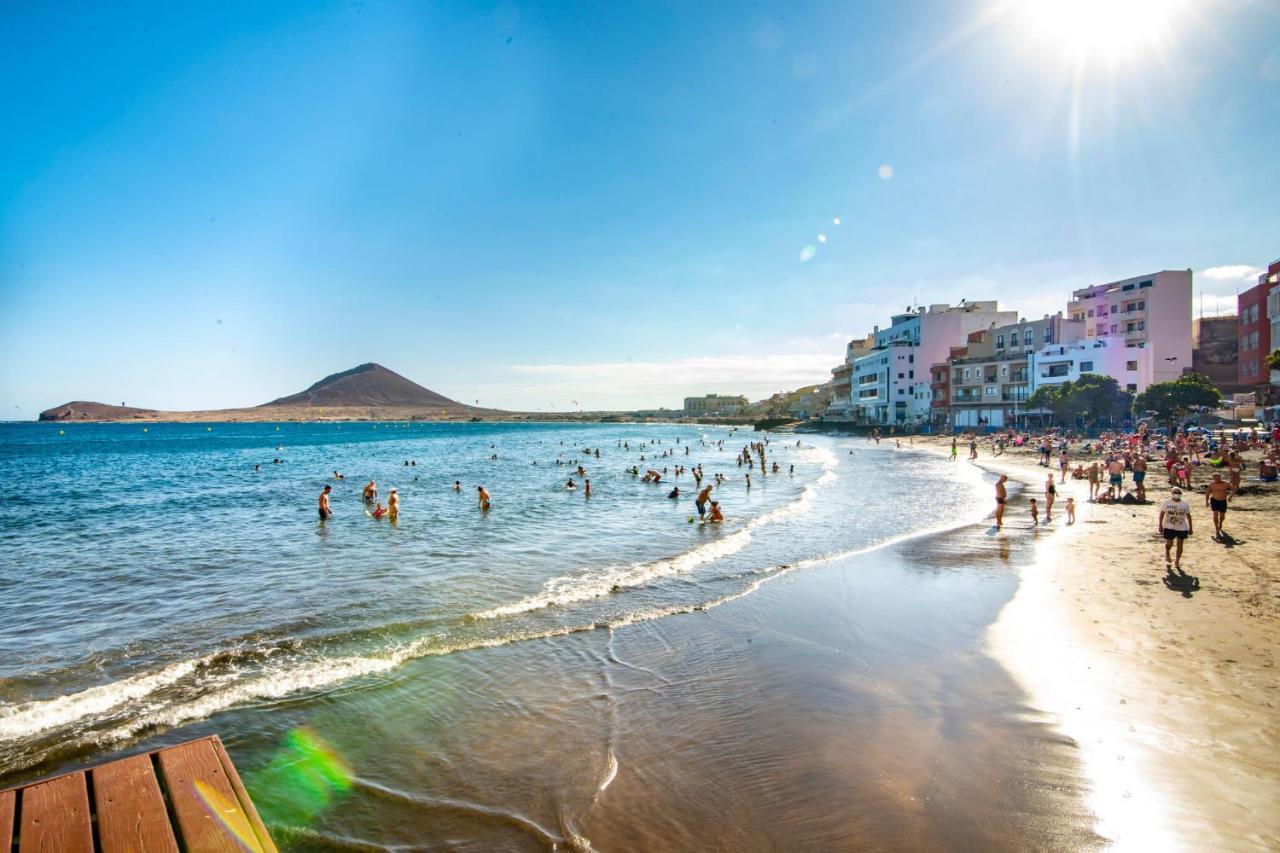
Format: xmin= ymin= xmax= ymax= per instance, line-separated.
xmin=923 ymin=439 xmax=1280 ymax=851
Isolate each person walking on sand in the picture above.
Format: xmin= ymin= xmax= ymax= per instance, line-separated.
xmin=969 ymin=438 xmax=978 ymax=460
xmin=477 ymin=485 xmax=491 ymax=510
xmin=1087 ymin=461 xmax=1100 ymax=500
xmin=1044 ymin=474 xmax=1057 ymax=521
xmin=1158 ymin=487 xmax=1192 ymax=568
xmin=1029 ymin=498 xmax=1039 ymax=525
xmin=363 ymin=480 xmax=377 ymax=502
xmin=1065 ymin=496 xmax=1076 ymax=525
xmin=319 ymin=484 xmax=332 ymax=520
xmin=1205 ymin=473 xmax=1231 ymax=538
xmin=950 ymin=438 xmax=958 ymax=461
xmin=1059 ymin=449 xmax=1069 ymax=483
xmin=994 ymin=474 xmax=1008 ymax=529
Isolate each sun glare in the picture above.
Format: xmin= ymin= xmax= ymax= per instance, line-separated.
xmin=1018 ymin=0 xmax=1186 ymax=63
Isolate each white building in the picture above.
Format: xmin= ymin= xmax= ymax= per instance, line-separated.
xmin=1029 ymin=338 xmax=1154 ymax=396
xmin=1066 ymin=270 xmax=1192 ymax=385
xmin=853 ymin=301 xmax=1017 ymax=424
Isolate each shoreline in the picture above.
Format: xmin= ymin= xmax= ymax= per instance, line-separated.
xmin=920 ymin=438 xmax=1279 ymax=851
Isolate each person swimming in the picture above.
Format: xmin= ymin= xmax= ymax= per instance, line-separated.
xmin=668 ymin=486 xmax=680 ymax=499
xmin=566 ymin=479 xmax=577 ymax=489
xmin=371 ymin=501 xmax=386 ymax=519
xmin=454 ymin=481 xmax=461 ymax=492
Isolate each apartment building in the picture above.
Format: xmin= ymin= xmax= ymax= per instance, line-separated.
xmin=1066 ymin=270 xmax=1192 ymax=383
xmin=1239 ymin=259 xmax=1278 ymax=389
xmin=682 ymin=394 xmax=748 ymax=416
xmin=827 ymin=334 xmax=875 ymax=418
xmin=852 ymin=301 xmax=1016 ymax=424
xmin=949 ymin=314 xmax=1084 ymax=429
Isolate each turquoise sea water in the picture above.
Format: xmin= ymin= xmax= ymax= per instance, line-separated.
xmin=0 ymin=421 xmax=1007 ymax=846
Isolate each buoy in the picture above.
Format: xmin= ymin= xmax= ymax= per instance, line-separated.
xmin=143 ymin=428 xmax=148 ymax=433
xmin=207 ymin=427 xmax=212 ymax=431
xmin=58 ymin=430 xmax=64 ymax=435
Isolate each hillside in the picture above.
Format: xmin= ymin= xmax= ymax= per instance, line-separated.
xmin=39 ymin=401 xmax=158 ymax=422
xmin=262 ymin=363 xmax=476 ymax=411
xmin=38 ymin=363 xmax=502 ymax=422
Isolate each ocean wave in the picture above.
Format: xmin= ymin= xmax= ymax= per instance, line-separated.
xmin=470 ymin=450 xmax=838 ymax=621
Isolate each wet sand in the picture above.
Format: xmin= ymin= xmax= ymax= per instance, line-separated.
xmin=206 ymin=513 xmax=1100 ymax=851
xmin=933 ymin=439 xmax=1280 ymax=851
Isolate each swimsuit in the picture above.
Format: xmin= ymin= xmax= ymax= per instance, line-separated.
xmin=1210 ymin=497 xmax=1228 ymax=513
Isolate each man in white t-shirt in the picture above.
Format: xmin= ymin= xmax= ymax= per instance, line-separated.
xmin=1157 ymin=487 xmax=1193 ymax=569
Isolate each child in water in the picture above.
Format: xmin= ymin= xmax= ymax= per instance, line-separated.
xmin=371 ymin=502 xmax=387 ymax=519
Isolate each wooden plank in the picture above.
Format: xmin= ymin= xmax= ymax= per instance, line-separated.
xmin=158 ymin=738 xmax=265 ymax=853
xmin=92 ymin=753 xmax=179 ymax=853
xmin=0 ymin=789 xmax=14 ymax=853
xmin=210 ymin=736 xmax=278 ymax=853
xmin=18 ymin=771 xmax=93 ymax=853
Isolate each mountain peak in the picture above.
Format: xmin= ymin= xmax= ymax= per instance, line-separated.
xmin=261 ymin=363 xmax=469 ymax=409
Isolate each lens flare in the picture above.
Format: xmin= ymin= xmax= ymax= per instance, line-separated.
xmin=817 ymin=233 xmax=827 ymax=243
xmin=247 ymin=727 xmax=353 ymax=827
xmin=878 ymin=164 xmax=894 ymax=180
xmin=799 ymin=245 xmax=816 ymax=262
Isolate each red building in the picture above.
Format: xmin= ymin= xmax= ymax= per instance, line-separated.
xmin=1238 ymin=259 xmax=1279 ymax=387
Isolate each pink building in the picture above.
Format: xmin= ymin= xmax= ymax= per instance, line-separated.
xmin=1066 ymin=270 xmax=1192 ymax=386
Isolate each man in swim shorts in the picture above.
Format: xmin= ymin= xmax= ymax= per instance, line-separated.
xmin=319 ymin=485 xmax=332 ymax=520
xmin=695 ymin=484 xmax=713 ymax=518
xmin=1108 ymin=458 xmax=1124 ymax=493
xmin=1132 ymin=455 xmax=1147 ymax=501
xmin=1205 ymin=473 xmax=1231 ymax=538
xmin=477 ymin=485 xmax=491 ymax=510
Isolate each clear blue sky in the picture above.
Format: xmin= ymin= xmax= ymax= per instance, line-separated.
xmin=2 ymin=0 xmax=1278 ymax=415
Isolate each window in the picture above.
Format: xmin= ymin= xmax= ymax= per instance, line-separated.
xmin=908 ymin=370 xmax=914 ymax=379
xmin=1137 ymin=301 xmax=1145 ymax=310
xmin=1127 ymin=383 xmax=1137 ymax=392
xmin=1086 ymin=309 xmax=1094 ymax=318
xmin=1046 ymin=364 xmax=1070 ymax=377
xmin=1137 ymin=321 xmax=1145 ymax=331
xmin=897 ymin=372 xmax=904 ymax=379
xmin=897 ymin=388 xmax=904 ymax=395
xmin=1000 ymin=365 xmax=1008 ymax=376
xmin=985 ymin=386 xmax=998 ymax=396
xmin=997 ymin=334 xmax=1005 ymax=348
xmin=1110 ymin=324 xmax=1117 ymax=334
xmin=1080 ymin=361 xmax=1094 ymax=371
xmin=1126 ymin=360 xmax=1138 ymax=371
xmin=1011 ymin=331 xmax=1020 ymax=345
xmin=908 ymin=354 xmax=914 ymax=363
xmin=1139 ymin=280 xmax=1153 ymax=288
xmin=1043 ymin=327 xmax=1052 ymax=342
xmin=1126 ymin=323 xmax=1135 ymax=332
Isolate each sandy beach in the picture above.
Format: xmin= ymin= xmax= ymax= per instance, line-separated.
xmin=927 ymin=437 xmax=1280 ymax=851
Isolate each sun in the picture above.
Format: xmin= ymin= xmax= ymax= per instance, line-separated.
xmin=1016 ymin=0 xmax=1187 ymax=64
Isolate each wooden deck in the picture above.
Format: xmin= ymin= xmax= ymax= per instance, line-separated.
xmin=0 ymin=735 xmax=277 ymax=852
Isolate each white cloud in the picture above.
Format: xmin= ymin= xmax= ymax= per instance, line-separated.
xmin=1201 ymin=265 xmax=1262 ymax=282
xmin=481 ymin=352 xmax=841 ymax=411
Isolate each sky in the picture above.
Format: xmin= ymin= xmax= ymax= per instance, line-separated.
xmin=2 ymin=0 xmax=1278 ymax=415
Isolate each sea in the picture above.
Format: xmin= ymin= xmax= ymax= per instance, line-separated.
xmin=1 ymin=421 xmax=1093 ymax=850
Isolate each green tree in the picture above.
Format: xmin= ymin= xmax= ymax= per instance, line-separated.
xmin=1267 ymin=348 xmax=1280 ymax=372
xmin=1134 ymin=372 xmax=1221 ymax=432
xmin=1068 ymin=374 xmax=1134 ymax=427
xmin=1025 ymin=375 xmax=1132 ymax=429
